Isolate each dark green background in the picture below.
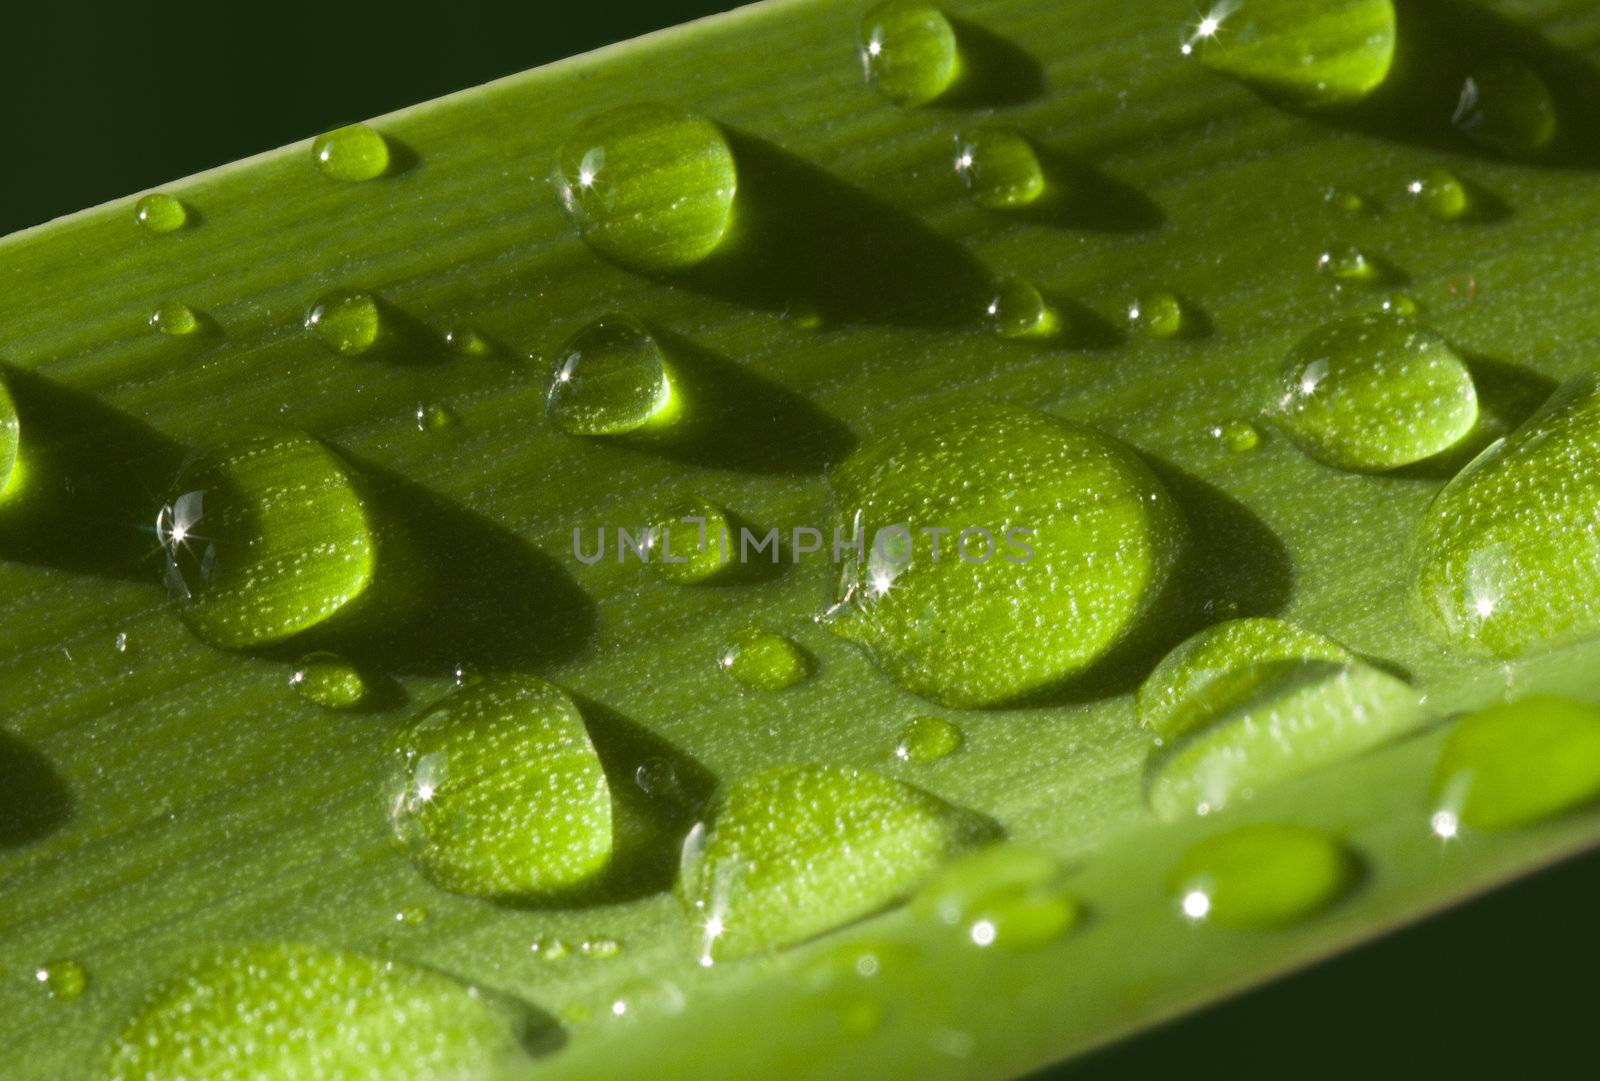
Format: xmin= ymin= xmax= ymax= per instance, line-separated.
xmin=1 ymin=1 xmax=1586 ymax=1075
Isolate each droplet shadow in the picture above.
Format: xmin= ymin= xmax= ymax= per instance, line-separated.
xmin=1391 ymin=353 xmax=1556 ymax=481
xmin=0 ymin=730 xmax=72 ymax=847
xmin=936 ymin=17 xmax=1046 ymax=108
xmin=1016 ymin=146 xmax=1166 ymax=234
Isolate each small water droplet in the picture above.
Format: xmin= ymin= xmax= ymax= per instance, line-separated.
xmin=452 ymin=660 xmax=481 ymax=688
xmin=1127 ymin=290 xmax=1185 ymax=338
xmin=894 ymin=716 xmax=964 ymax=763
xmin=1169 ymin=823 xmax=1358 ymax=928
xmin=148 ymin=301 xmax=202 ymax=337
xmin=1269 ymin=315 xmax=1478 ymax=472
xmin=312 ymin=123 xmax=391 ymax=182
xmin=717 ymin=629 xmax=812 ymax=692
xmin=555 ymin=103 xmax=737 ymax=271
xmin=114 ymin=631 xmax=129 ymax=654
xmin=531 ymin=937 xmax=570 ymax=961
xmin=546 ymin=315 xmax=673 ymax=436
xmin=1406 ymin=168 xmax=1469 ymax=221
xmin=1323 ymin=188 xmax=1368 ymax=215
xmin=580 ymin=937 xmax=622 ymax=959
xmin=1376 ymin=291 xmax=1419 ymax=317
xmin=953 ymin=128 xmax=1045 ymax=209
xmin=1206 ymin=418 xmax=1261 ymax=452
xmin=289 ymin=651 xmax=368 ymax=710
xmin=1315 ymin=243 xmax=1380 ymax=283
xmin=35 ymin=959 xmax=87 ymax=1001
xmin=1452 ymin=57 xmax=1557 ymax=157
xmin=391 ymin=675 xmax=612 ymax=897
xmin=414 ymin=402 xmax=458 ymax=431
xmin=304 ymin=290 xmax=382 ymax=356
xmin=394 ymin=906 xmax=429 ymax=926
xmin=0 ymin=374 xmax=16 ymax=496
xmin=912 ymin=845 xmax=1081 ymax=951
xmin=1183 ymin=0 xmax=1397 ymax=107
xmin=134 ymin=192 xmax=189 ymax=233
xmin=445 ymin=325 xmax=492 ymax=356
xmin=607 ymin=978 xmax=685 ymax=1021
xmin=1432 ymin=695 xmax=1600 ymax=831
xmin=634 ymin=757 xmax=682 ymax=801
xmin=985 ymin=277 xmax=1057 ymax=339
xmin=647 ymin=496 xmax=733 ymax=583
xmin=858 ymin=1 xmax=959 ymax=106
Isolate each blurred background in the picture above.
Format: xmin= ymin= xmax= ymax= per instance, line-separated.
xmin=0 ymin=0 xmax=1588 ymax=1076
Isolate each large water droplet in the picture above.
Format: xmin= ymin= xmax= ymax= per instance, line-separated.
xmin=100 ymin=944 xmax=527 ymax=1080
xmin=953 ymin=128 xmax=1045 ymax=209
xmin=985 ymin=277 xmax=1056 ymax=340
xmin=1406 ymin=168 xmax=1469 ymax=221
xmin=718 ymin=629 xmax=812 ymax=692
xmin=159 ymin=429 xmax=377 ymax=650
xmin=289 ymin=651 xmax=368 ymax=710
xmin=1432 ymin=695 xmax=1600 ymax=832
xmin=911 ymin=845 xmax=1080 ymax=951
xmin=1184 ymin=0 xmax=1397 ymax=107
xmin=148 ymin=301 xmax=201 ymax=337
xmin=312 ymin=123 xmax=391 ymax=182
xmin=36 ymin=959 xmax=87 ymax=1001
xmin=391 ymin=675 xmax=612 ymax=897
xmin=546 ymin=315 xmax=673 ymax=436
xmin=1412 ymin=377 xmax=1600 ymax=658
xmin=679 ymin=764 xmax=982 ymax=962
xmin=1170 ymin=823 xmax=1357 ymax=927
xmin=1269 ymin=315 xmax=1478 ymax=471
xmin=858 ymin=1 xmax=960 ymax=107
xmin=1127 ymin=290 xmax=1185 ymax=338
xmin=134 ymin=193 xmax=188 ymax=234
xmin=304 ymin=290 xmax=381 ymax=356
xmin=824 ymin=405 xmax=1185 ymax=707
xmin=1452 ymin=57 xmax=1557 ymax=158
xmin=894 ymin=716 xmax=964 ymax=763
xmin=647 ymin=496 xmax=732 ymax=583
xmin=556 ymin=103 xmax=737 ymax=271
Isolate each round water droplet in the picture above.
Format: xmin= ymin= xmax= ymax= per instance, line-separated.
xmin=135 ymin=193 xmax=189 ymax=234
xmin=445 ymin=325 xmax=491 ymax=356
xmin=546 ymin=315 xmax=672 ymax=436
xmin=312 ymin=123 xmax=391 ymax=182
xmin=580 ymin=937 xmax=622 ymax=959
xmin=101 ymin=944 xmax=526 ymax=1080
xmin=114 ymin=631 xmax=129 ymax=654
xmin=1453 ymin=57 xmax=1557 ymax=157
xmin=391 ymin=675 xmax=612 ymax=897
xmin=634 ymin=757 xmax=682 ymax=802
xmin=1127 ymin=291 xmax=1184 ymax=338
xmin=647 ymin=496 xmax=732 ymax=583
xmin=1207 ymin=418 xmax=1261 ymax=452
xmin=825 ymin=405 xmax=1185 ymax=708
xmin=36 ymin=959 xmax=87 ymax=1001
xmin=1413 ymin=377 xmax=1600 ymax=657
xmin=289 ymin=651 xmax=368 ymax=710
xmin=894 ymin=716 xmax=964 ymax=763
xmin=718 ymin=629 xmax=812 ymax=692
xmin=556 ymin=103 xmax=737 ymax=271
xmin=158 ymin=429 xmax=377 ymax=650
xmin=530 ymin=937 xmax=570 ymax=961
xmin=858 ymin=1 xmax=959 ymax=107
xmin=1184 ymin=0 xmax=1397 ymax=107
xmin=1315 ymin=243 xmax=1379 ymax=283
xmin=394 ymin=906 xmax=428 ymax=926
xmin=0 ymin=373 xmax=19 ymax=496
xmin=1377 ymin=291 xmax=1419 ymax=317
xmin=1406 ymin=168 xmax=1469 ymax=221
xmin=912 ymin=845 xmax=1081 ymax=951
xmin=1269 ymin=315 xmax=1478 ymax=472
xmin=679 ymin=764 xmax=983 ymax=962
xmin=953 ymin=128 xmax=1045 ymax=209
xmin=304 ymin=290 xmax=381 ymax=356
xmin=1169 ymin=823 xmax=1358 ymax=928
xmin=1323 ymin=188 xmax=1368 ymax=215
xmin=414 ymin=402 xmax=458 ymax=431
xmin=1433 ymin=695 xmax=1600 ymax=831
xmin=148 ymin=301 xmax=201 ymax=336
xmin=985 ymin=277 xmax=1056 ymax=339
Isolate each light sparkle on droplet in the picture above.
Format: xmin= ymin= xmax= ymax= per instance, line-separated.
xmin=969 ymin=920 xmax=998 ymax=947
xmin=1431 ymin=810 xmax=1460 ymax=839
xmin=1181 ymin=889 xmax=1212 ymax=920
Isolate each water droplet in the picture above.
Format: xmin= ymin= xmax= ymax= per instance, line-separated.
xmin=1169 ymin=823 xmax=1358 ymax=928
xmin=607 ymin=978 xmax=685 ymax=1021
xmin=530 ymin=937 xmax=570 ymax=961
xmin=148 ymin=301 xmax=201 ymax=336
xmin=953 ymin=128 xmax=1045 ymax=209
xmin=0 ymin=374 xmax=18 ymax=496
xmin=289 ymin=651 xmax=368 ymax=710
xmin=1183 ymin=0 xmax=1397 ymax=107
xmin=1126 ymin=290 xmax=1184 ymax=338
xmin=680 ymin=764 xmax=983 ymax=962
xmin=1315 ymin=243 xmax=1380 ymax=283
xmin=1376 ymin=291 xmax=1419 ymax=317
xmin=985 ymin=277 xmax=1057 ymax=339
xmin=1406 ymin=168 xmax=1469 ymax=221
xmin=1269 ymin=315 xmax=1478 ymax=472
xmin=1452 ymin=58 xmax=1557 ymax=157
xmin=444 ymin=325 xmax=491 ymax=356
xmin=1323 ymin=188 xmax=1368 ymax=215
xmin=312 ymin=123 xmax=391 ymax=182
xmin=911 ymin=845 xmax=1081 ymax=951
xmin=555 ymin=103 xmax=737 ymax=271
xmin=304 ymin=290 xmax=382 ymax=356
xmin=394 ymin=906 xmax=429 ymax=926
xmin=134 ymin=192 xmax=189 ymax=234
xmin=858 ymin=1 xmax=959 ymax=106
xmin=451 ymin=660 xmax=481 ymax=688
xmin=634 ymin=757 xmax=682 ymax=801
xmin=102 ymin=944 xmax=525 ymax=1079
xmin=114 ymin=631 xmax=129 ymax=654
xmin=1433 ymin=695 xmax=1600 ymax=831
xmin=717 ymin=629 xmax=812 ymax=692
xmin=35 ymin=959 xmax=87 ymax=1001
xmin=158 ymin=429 xmax=377 ymax=650
xmin=894 ymin=716 xmax=964 ymax=763
xmin=1145 ymin=659 xmax=1428 ymax=819
xmin=580 ymin=937 xmax=622 ymax=959
xmin=546 ymin=315 xmax=673 ymax=436
xmin=647 ymin=496 xmax=732 ymax=583
xmin=1207 ymin=418 xmax=1261 ymax=452
xmin=824 ymin=405 xmax=1185 ymax=707
xmin=391 ymin=675 xmax=611 ymax=897
xmin=1412 ymin=377 xmax=1600 ymax=658
xmin=414 ymin=402 xmax=458 ymax=431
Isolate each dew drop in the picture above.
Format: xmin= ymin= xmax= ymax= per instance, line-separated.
xmin=390 ymin=675 xmax=612 ymax=897
xmin=1432 ymin=695 xmax=1600 ymax=831
xmin=114 ymin=631 xmax=129 ymax=654
xmin=530 ymin=937 xmax=570 ymax=961
xmin=718 ymin=629 xmax=812 ymax=692
xmin=634 ymin=757 xmax=682 ymax=802
xmin=100 ymin=944 xmax=526 ymax=1080
xmin=1169 ymin=823 xmax=1358 ymax=928
xmin=134 ymin=192 xmax=188 ymax=234
xmin=1376 ymin=291 xmax=1419 ymax=317
xmin=1406 ymin=168 xmax=1469 ymax=221
xmin=555 ymin=103 xmax=736 ymax=271
xmin=0 ymin=373 xmax=18 ymax=496
xmin=393 ymin=906 xmax=428 ymax=926
xmin=36 ymin=959 xmax=87 ymax=1001
xmin=1127 ymin=290 xmax=1184 ymax=338
xmin=953 ymin=128 xmax=1045 ymax=209
xmin=679 ymin=764 xmax=984 ymax=961
xmin=1269 ymin=315 xmax=1478 ymax=472
xmin=148 ymin=301 xmax=201 ymax=336
xmin=1207 ymin=418 xmax=1261 ymax=452
xmin=444 ymin=325 xmax=492 ymax=356
xmin=1183 ymin=0 xmax=1397 ymax=107
xmin=606 ymin=978 xmax=686 ymax=1021
xmin=985 ymin=277 xmax=1056 ymax=340
xmin=304 ymin=290 xmax=381 ymax=356
xmin=289 ymin=651 xmax=368 ymax=711
xmin=580 ymin=937 xmax=622 ymax=959
xmin=858 ymin=1 xmax=959 ymax=107
xmin=1452 ymin=57 xmax=1557 ymax=158
xmin=894 ymin=716 xmax=964 ymax=763
xmin=414 ymin=401 xmax=458 ymax=431
xmin=1315 ymin=243 xmax=1379 ymax=283
xmin=546 ymin=315 xmax=672 ymax=436
xmin=312 ymin=123 xmax=391 ymax=182
xmin=824 ymin=405 xmax=1185 ymax=708
xmin=911 ymin=845 xmax=1081 ymax=951
xmin=1322 ymin=187 xmax=1368 ymax=215
xmin=647 ymin=496 xmax=732 ymax=583
xmin=158 ymin=429 xmax=377 ymax=650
